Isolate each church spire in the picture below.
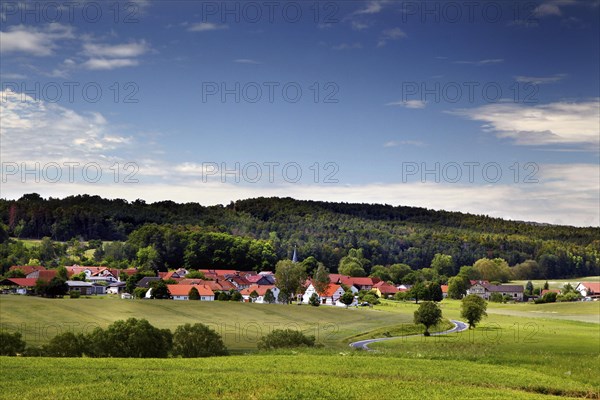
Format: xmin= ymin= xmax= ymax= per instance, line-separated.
xmin=292 ymin=245 xmax=298 ymax=263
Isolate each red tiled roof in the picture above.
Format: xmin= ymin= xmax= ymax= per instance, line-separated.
xmin=373 ymin=281 xmax=398 ymax=294
xmin=28 ymin=270 xmax=59 ymax=281
xmin=329 ymin=274 xmax=373 ymax=287
xmin=441 ymin=285 xmax=448 ymax=293
xmin=9 ymin=265 xmax=45 ymax=275
xmin=167 ymin=284 xmax=214 ymax=297
xmin=580 ymin=282 xmax=600 ymax=293
xmin=319 ymin=283 xmax=343 ymax=297
xmin=1 ymin=278 xmax=37 ymax=287
xmin=240 ymin=285 xmax=276 ymax=296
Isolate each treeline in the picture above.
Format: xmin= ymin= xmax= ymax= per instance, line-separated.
xmin=1 ymin=194 xmax=598 ymax=278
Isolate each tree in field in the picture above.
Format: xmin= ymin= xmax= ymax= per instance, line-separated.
xmin=339 ymin=290 xmax=355 ymax=308
xmin=249 ymin=290 xmax=259 ymax=303
xmin=88 ymin=318 xmax=172 ymax=358
xmin=257 ymin=329 xmax=315 ymax=350
xmin=275 ymin=259 xmax=306 ymax=304
xmin=460 ymin=294 xmax=488 ymax=329
xmin=338 ymin=248 xmax=369 ymax=277
xmin=543 ymin=281 xmax=549 ymax=290
xmin=0 ymin=332 xmax=26 ymax=356
xmin=414 ymin=301 xmax=443 ymax=336
xmin=312 ymin=263 xmax=330 ymax=295
xmin=263 ymin=289 xmax=275 ymax=304
xmin=447 ymin=276 xmax=468 ymax=299
xmin=309 ymin=292 xmax=320 ymax=306
xmin=431 ymin=253 xmax=454 ymax=276
xmin=525 ymin=281 xmax=534 ymax=296
xmin=172 ymin=323 xmax=228 ymax=358
xmin=410 ymin=281 xmax=427 ymax=304
xmin=428 ymin=282 xmax=444 ymax=302
xmin=188 ymin=287 xmax=200 ymax=300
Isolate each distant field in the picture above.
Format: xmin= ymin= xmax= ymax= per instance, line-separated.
xmin=1 ymin=296 xmax=599 ymax=399
xmin=0 ymin=295 xmax=411 ymax=351
xmin=510 ymin=276 xmax=600 ymax=290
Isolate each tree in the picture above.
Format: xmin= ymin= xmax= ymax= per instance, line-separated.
xmin=257 ymin=329 xmax=315 ymax=350
xmin=428 ymin=282 xmax=444 ymax=302
xmin=136 ymin=245 xmax=160 ymax=271
xmin=339 ymin=290 xmax=355 ymax=308
xmin=370 ymin=265 xmax=391 ymax=282
xmin=172 ymin=323 xmax=228 ymax=357
xmin=338 ymin=248 xmax=368 ymax=277
xmin=473 ymin=258 xmax=512 ymax=283
xmin=0 ymin=332 xmax=26 ymax=356
xmin=410 ymin=281 xmax=427 ymax=304
xmin=312 ymin=263 xmax=330 ymax=295
xmin=88 ymin=318 xmax=172 ymax=358
xmin=185 ymin=270 xmax=206 ymax=279
xmin=461 ymin=294 xmax=488 ymax=329
xmin=56 ymin=266 xmax=69 ymax=281
xmin=447 ymin=276 xmax=468 ymax=299
xmin=249 ymin=290 xmax=259 ymax=303
xmin=43 ymin=332 xmax=86 ymax=357
xmin=274 ymin=259 xmax=306 ymax=304
xmin=525 ymin=281 xmax=534 ymax=296
xmin=362 ymin=293 xmax=380 ymax=305
xmin=263 ymin=289 xmax=275 ymax=304
xmin=543 ymin=281 xmax=549 ymax=290
xmin=149 ymin=280 xmax=170 ymax=299
xmin=309 ymin=292 xmax=320 ymax=306
xmin=188 ymin=287 xmax=200 ymax=300
xmin=414 ymin=301 xmax=443 ymax=336
xmin=4 ymin=269 xmax=25 ymax=278
xmin=431 ymin=253 xmax=454 ymax=276
xmin=388 ymin=263 xmax=412 ymax=284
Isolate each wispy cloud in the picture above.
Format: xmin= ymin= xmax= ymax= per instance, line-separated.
xmin=449 ymin=99 xmax=600 ymax=147
xmin=333 ymin=42 xmax=363 ymax=50
xmin=384 ymin=140 xmax=426 ymax=148
xmin=234 ymin=59 xmax=261 ymax=64
xmin=82 ymin=58 xmax=140 ymax=70
xmin=454 ymin=59 xmax=504 ymax=66
xmin=0 ymin=23 xmax=74 ymax=56
xmin=515 ymin=74 xmax=567 ymax=84
xmin=351 ymin=21 xmax=370 ymax=30
xmin=83 ymin=40 xmax=149 ymax=58
xmin=354 ymin=0 xmax=390 ymax=15
xmin=377 ymin=28 xmax=407 ymax=47
xmin=188 ymin=22 xmax=228 ymax=32
xmin=386 ymin=100 xmax=426 ymax=109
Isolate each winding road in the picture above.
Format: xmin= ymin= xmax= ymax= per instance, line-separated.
xmin=349 ymin=320 xmax=469 ymax=351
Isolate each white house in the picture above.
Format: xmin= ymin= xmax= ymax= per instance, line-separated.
xmin=302 ymin=283 xmax=346 ymax=306
xmin=575 ymin=282 xmax=600 ymax=298
xmin=240 ymin=285 xmax=280 ymax=303
xmin=167 ymin=284 xmax=215 ymax=301
xmin=467 ymin=282 xmax=524 ymax=301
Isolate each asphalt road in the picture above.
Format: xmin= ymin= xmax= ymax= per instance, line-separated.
xmin=349 ymin=319 xmax=469 ymax=351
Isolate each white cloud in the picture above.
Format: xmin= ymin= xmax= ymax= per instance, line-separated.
xmin=515 ymin=74 xmax=567 ymax=84
xmin=188 ymin=22 xmax=228 ymax=32
xmin=83 ymin=40 xmax=149 ymax=58
xmin=384 ymin=140 xmax=426 ymax=147
xmin=386 ymin=99 xmax=426 ymax=109
xmin=333 ymin=42 xmax=363 ymax=50
xmin=454 ymin=59 xmax=504 ymax=66
xmin=234 ymin=59 xmax=261 ymax=64
xmin=449 ymin=99 xmax=600 ymax=147
xmin=355 ymin=0 xmax=390 ymax=14
xmin=351 ymin=21 xmax=369 ymax=30
xmin=82 ymin=58 xmax=140 ymax=70
xmin=377 ymin=28 xmax=407 ymax=47
xmin=0 ymin=23 xmax=74 ymax=56
xmin=0 ymin=72 xmax=27 ymax=79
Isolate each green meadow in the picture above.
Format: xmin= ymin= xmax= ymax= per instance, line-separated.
xmin=1 ymin=295 xmax=598 ymax=399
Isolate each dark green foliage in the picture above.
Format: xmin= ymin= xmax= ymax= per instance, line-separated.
xmin=410 ymin=281 xmax=428 ymax=303
xmin=362 ymin=293 xmax=380 ymax=305
xmin=4 ymin=268 xmax=25 ymax=278
xmin=428 ymin=282 xmax=444 ymax=302
xmin=339 ymin=290 xmax=355 ymax=307
xmin=188 ymin=287 xmax=200 ymax=300
xmin=0 ymin=332 xmax=26 ymax=356
xmin=257 ymin=329 xmax=316 ymax=350
xmin=262 ymin=289 xmax=275 ymax=303
xmin=36 ymin=277 xmax=68 ymax=298
xmin=489 ymin=292 xmax=504 ymax=303
xmin=172 ymin=323 xmax=228 ymax=358
xmin=69 ymin=290 xmax=81 ymax=299
xmin=525 ymin=281 xmax=534 ymax=295
xmin=42 ymin=332 xmax=86 ymax=357
xmin=149 ymin=280 xmax=171 ymax=299
xmin=414 ymin=301 xmax=443 ymax=336
xmin=309 ymin=292 xmax=320 ymax=306
xmin=461 ymin=295 xmax=488 ymax=329
xmin=133 ymin=287 xmax=148 ymax=298
xmin=87 ymin=318 xmax=172 ymax=358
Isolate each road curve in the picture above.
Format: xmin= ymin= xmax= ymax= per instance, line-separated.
xmin=349 ymin=319 xmax=469 ymax=351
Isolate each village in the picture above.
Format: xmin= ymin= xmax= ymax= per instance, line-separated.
xmin=2 ymin=264 xmax=598 ymax=305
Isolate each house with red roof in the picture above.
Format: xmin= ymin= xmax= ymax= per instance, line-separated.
xmin=9 ymin=265 xmax=46 ymax=276
xmin=302 ymin=283 xmax=347 ymax=306
xmin=575 ymin=282 xmax=600 ymax=298
xmin=329 ymin=274 xmax=374 ymax=291
xmin=167 ymin=284 xmax=214 ymax=301
xmin=0 ymin=278 xmax=38 ymax=295
xmin=372 ymin=281 xmax=398 ymax=298
xmin=240 ymin=285 xmax=280 ymax=303
xmin=441 ymin=285 xmax=449 ymax=299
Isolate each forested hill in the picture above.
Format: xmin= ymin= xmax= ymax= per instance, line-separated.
xmin=1 ymin=194 xmax=598 ymax=277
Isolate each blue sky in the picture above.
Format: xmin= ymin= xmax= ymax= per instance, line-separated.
xmin=1 ymin=0 xmax=599 ymax=226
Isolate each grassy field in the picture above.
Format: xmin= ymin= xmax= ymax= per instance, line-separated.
xmin=1 ymin=295 xmax=598 ymax=399
xmin=0 ymin=295 xmax=412 ymax=351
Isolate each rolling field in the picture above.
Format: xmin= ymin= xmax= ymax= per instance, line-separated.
xmin=1 ymin=295 xmax=598 ymax=399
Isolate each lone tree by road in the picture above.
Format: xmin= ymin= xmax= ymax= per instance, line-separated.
xmin=461 ymin=294 xmax=488 ymax=329
xmin=413 ymin=301 xmax=443 ymax=336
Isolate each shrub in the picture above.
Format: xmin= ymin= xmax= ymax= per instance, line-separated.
xmin=0 ymin=332 xmax=26 ymax=356
xmin=231 ymin=291 xmax=243 ymax=301
xmin=172 ymin=323 xmax=228 ymax=358
xmin=257 ymin=329 xmax=316 ymax=350
xmin=489 ymin=292 xmax=503 ymax=303
xmin=133 ymin=287 xmax=148 ymax=299
xmin=188 ymin=287 xmax=200 ymax=300
xmin=69 ymin=290 xmax=81 ymax=299
xmin=362 ymin=293 xmax=380 ymax=305
xmin=309 ymin=292 xmax=320 ymax=306
xmin=557 ymin=292 xmax=581 ymax=302
xmin=43 ymin=332 xmax=86 ymax=357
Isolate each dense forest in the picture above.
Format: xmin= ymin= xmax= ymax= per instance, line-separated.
xmin=0 ymin=193 xmax=598 ymax=278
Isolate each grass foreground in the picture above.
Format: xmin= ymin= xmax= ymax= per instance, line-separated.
xmin=1 ymin=295 xmax=599 ymax=399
